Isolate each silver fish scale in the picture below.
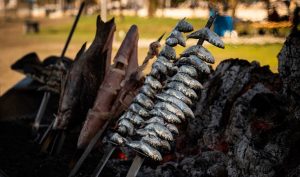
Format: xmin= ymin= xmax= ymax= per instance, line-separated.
xmin=134 ymin=93 xmax=154 ymax=110
xmin=135 ymin=129 xmax=158 ymax=137
xmin=144 ymin=75 xmax=162 ymax=90
xmin=170 ymin=72 xmax=203 ymax=90
xmin=160 ymin=45 xmax=176 ymax=60
xmin=126 ymin=141 xmax=163 ymax=161
xmin=139 ymin=85 xmax=156 ymax=99
xmin=110 ymin=132 xmax=128 ymax=145
xmin=156 ymin=56 xmax=176 ymax=73
xmin=129 ymin=103 xmax=150 ymax=118
xmin=177 ymin=55 xmax=210 ymax=74
xmin=156 ymin=93 xmax=194 ymax=119
xmin=178 ymin=65 xmax=198 ymax=78
xmin=152 ymin=61 xmax=168 ymax=75
xmin=166 ymin=124 xmax=179 ymax=135
xmin=175 ymin=18 xmax=194 ymax=33
xmin=164 ymin=89 xmax=193 ymax=106
xmin=170 ymin=30 xmax=186 ymax=47
xmin=117 ymin=125 xmax=127 ymax=135
xmin=154 ymin=102 xmax=185 ymax=121
xmin=166 ymin=37 xmax=178 ymax=47
xmin=144 ymin=123 xmax=174 ymax=141
xmin=122 ymin=113 xmax=145 ymax=126
xmin=149 ymin=68 xmax=161 ymax=80
xmin=150 ymin=108 xmax=182 ymax=124
xmin=118 ymin=119 xmax=134 ymax=135
xmin=142 ymin=135 xmax=171 ymax=151
xmin=145 ymin=116 xmax=165 ymax=124
xmin=166 ymin=81 xmax=198 ymax=100
xmin=180 ymin=45 xmax=215 ymax=64
xmin=187 ymin=27 xmax=225 ymax=49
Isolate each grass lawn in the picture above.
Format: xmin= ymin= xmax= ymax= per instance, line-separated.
xmin=0 ymin=15 xmax=283 ymax=94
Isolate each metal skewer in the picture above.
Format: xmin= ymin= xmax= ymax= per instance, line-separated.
xmin=125 ymin=12 xmax=218 ymax=177
xmin=68 ymin=34 xmax=165 ymax=177
xmin=33 ymin=1 xmax=85 ymax=133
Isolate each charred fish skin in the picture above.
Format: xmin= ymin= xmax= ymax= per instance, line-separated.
xmin=145 ymin=116 xmax=165 ymax=125
xmin=110 ymin=132 xmax=128 ymax=146
xmin=178 ymin=65 xmax=198 ymax=78
xmin=141 ymin=135 xmax=171 ymax=151
xmin=176 ymin=55 xmax=211 ymax=74
xmin=129 ymin=103 xmax=150 ymax=118
xmin=133 ymin=93 xmax=154 ymax=110
xmin=180 ymin=45 xmax=215 ymax=64
xmin=156 ymin=56 xmax=177 ymax=74
xmin=187 ymin=27 xmax=225 ymax=49
xmin=144 ymin=75 xmax=163 ymax=90
xmin=139 ymin=85 xmax=156 ymax=99
xmin=152 ymin=61 xmax=168 ymax=75
xmin=156 ymin=93 xmax=194 ymax=119
xmin=164 ymin=89 xmax=193 ymax=106
xmin=159 ymin=45 xmax=176 ymax=60
xmin=149 ymin=108 xmax=182 ymax=124
xmin=170 ymin=72 xmax=203 ymax=90
xmin=175 ymin=18 xmax=194 ymax=33
xmin=144 ymin=123 xmax=174 ymax=141
xmin=169 ymin=30 xmax=186 ymax=47
xmin=166 ymin=37 xmax=178 ymax=47
xmin=122 ymin=113 xmax=145 ymax=126
xmin=166 ymin=81 xmax=198 ymax=100
xmin=126 ymin=141 xmax=163 ymax=161
xmin=166 ymin=123 xmax=179 ymax=135
xmin=135 ymin=129 xmax=158 ymax=137
xmin=118 ymin=119 xmax=135 ymax=135
xmin=154 ymin=102 xmax=185 ymax=121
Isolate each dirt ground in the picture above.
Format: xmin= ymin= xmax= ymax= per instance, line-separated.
xmin=0 ymin=17 xmax=84 ymax=95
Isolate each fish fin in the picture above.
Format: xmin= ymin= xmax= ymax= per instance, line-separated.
xmin=74 ymin=42 xmax=87 ymax=62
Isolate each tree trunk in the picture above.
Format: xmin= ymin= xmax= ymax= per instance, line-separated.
xmin=148 ymin=0 xmax=158 ymax=17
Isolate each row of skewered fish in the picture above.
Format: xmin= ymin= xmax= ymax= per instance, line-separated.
xmin=110 ymin=18 xmax=225 ymax=161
